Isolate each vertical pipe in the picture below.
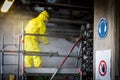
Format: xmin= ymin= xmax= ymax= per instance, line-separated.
xmin=0 ymin=35 xmax=3 ymax=80
xmin=79 ymin=42 xmax=82 ymax=80
xmin=17 ymin=35 xmax=21 ymax=80
xmin=21 ymin=21 xmax=25 ymax=80
xmin=1 ymin=34 xmax=4 ymax=80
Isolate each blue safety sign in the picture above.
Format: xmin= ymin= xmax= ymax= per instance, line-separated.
xmin=98 ymin=18 xmax=108 ymax=39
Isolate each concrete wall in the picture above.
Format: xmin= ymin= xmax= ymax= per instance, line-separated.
xmin=94 ymin=0 xmax=119 ymax=80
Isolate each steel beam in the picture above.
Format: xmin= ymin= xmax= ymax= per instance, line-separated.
xmin=22 ymin=1 xmax=93 ymax=11
xmin=3 ymin=68 xmax=80 ymax=75
xmin=0 ymin=50 xmax=81 ymax=58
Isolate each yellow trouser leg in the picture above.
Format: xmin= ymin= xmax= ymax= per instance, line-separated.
xmin=33 ymin=56 xmax=42 ymax=67
xmin=25 ymin=56 xmax=33 ymax=67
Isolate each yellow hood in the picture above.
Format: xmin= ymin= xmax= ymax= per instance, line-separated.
xmin=38 ymin=10 xmax=49 ymax=21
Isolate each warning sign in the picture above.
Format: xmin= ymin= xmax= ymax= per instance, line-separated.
xmin=98 ymin=60 xmax=107 ymax=76
xmin=95 ymin=50 xmax=111 ymax=80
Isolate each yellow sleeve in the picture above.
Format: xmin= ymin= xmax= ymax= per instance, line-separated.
xmin=25 ymin=19 xmax=39 ymax=33
xmin=39 ymin=22 xmax=49 ymax=44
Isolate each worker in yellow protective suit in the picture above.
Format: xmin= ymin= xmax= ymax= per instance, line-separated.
xmin=24 ymin=10 xmax=49 ymax=67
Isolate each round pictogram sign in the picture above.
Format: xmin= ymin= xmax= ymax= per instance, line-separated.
xmin=98 ymin=60 xmax=107 ymax=76
xmin=98 ymin=18 xmax=108 ymax=39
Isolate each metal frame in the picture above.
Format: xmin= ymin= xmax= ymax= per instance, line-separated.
xmin=0 ymin=34 xmax=20 ymax=80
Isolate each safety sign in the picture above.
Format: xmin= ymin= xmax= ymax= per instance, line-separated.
xmin=95 ymin=50 xmax=111 ymax=80
xmin=98 ymin=60 xmax=107 ymax=76
xmin=98 ymin=18 xmax=108 ymax=39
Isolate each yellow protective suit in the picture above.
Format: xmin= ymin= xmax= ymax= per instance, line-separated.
xmin=24 ymin=10 xmax=49 ymax=67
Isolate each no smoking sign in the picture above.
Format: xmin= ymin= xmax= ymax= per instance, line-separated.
xmin=98 ymin=60 xmax=107 ymax=76
xmin=95 ymin=50 xmax=111 ymax=80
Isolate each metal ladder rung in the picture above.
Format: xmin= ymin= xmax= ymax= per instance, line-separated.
xmin=3 ymin=64 xmax=18 ymax=66
xmin=3 ymin=53 xmax=18 ymax=55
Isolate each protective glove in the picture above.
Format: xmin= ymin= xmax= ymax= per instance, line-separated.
xmin=39 ymin=36 xmax=49 ymax=45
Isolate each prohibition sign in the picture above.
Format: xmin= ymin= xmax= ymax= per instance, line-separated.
xmin=98 ymin=60 xmax=107 ymax=76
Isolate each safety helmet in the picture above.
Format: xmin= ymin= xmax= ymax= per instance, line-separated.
xmin=38 ymin=10 xmax=49 ymax=21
